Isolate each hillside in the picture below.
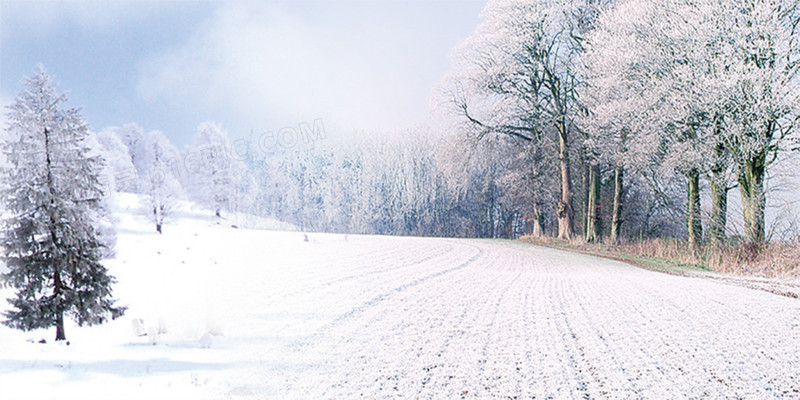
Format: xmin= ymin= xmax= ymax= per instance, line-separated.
xmin=1 ymin=194 xmax=799 ymax=399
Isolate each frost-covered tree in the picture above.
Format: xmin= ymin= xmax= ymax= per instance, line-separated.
xmin=113 ymin=123 xmax=148 ymax=178
xmin=499 ymin=140 xmax=558 ymax=237
xmin=445 ymin=0 xmax=607 ymax=240
xmin=586 ymin=0 xmax=799 ymax=245
xmin=142 ymin=131 xmax=183 ymax=234
xmin=228 ymin=160 xmax=256 ymax=216
xmin=583 ymin=0 xmax=683 ymax=243
xmin=96 ymin=129 xmax=138 ymax=192
xmin=707 ymin=0 xmax=800 ymax=244
xmin=1 ymin=67 xmax=125 ymax=341
xmin=276 ymin=147 xmax=319 ymax=233
xmin=185 ymin=122 xmax=234 ymax=217
xmin=83 ymin=132 xmax=119 ymax=258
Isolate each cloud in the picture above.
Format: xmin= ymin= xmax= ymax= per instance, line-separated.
xmin=135 ymin=2 xmax=450 ymax=136
xmin=0 ymin=1 xmax=184 ymax=36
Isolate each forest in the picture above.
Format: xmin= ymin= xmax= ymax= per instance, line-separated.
xmin=2 ymin=1 xmax=800 ymax=395
xmin=88 ymin=0 xmax=800 ymax=251
xmin=4 ymin=0 xmax=800 ymax=286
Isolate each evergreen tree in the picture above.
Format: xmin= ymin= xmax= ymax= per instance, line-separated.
xmin=1 ymin=66 xmax=125 ymax=341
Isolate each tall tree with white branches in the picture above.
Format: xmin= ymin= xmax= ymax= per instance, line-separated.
xmin=586 ymin=0 xmax=799 ymax=245
xmin=142 ymin=130 xmax=183 ymax=234
xmin=1 ymin=67 xmax=125 ymax=341
xmin=186 ymin=122 xmax=235 ymax=218
xmin=445 ymin=0 xmax=607 ymax=240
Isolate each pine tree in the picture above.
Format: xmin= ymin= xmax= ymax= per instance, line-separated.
xmin=1 ymin=66 xmax=125 ymax=341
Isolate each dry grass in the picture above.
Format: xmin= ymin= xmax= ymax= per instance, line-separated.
xmin=520 ymin=235 xmax=800 ymax=279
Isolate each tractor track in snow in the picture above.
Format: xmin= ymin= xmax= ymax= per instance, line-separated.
xmin=260 ymin=238 xmax=458 ymax=307
xmin=221 ymin=237 xmax=800 ymax=399
xmin=310 ymin=242 xmax=485 ymax=336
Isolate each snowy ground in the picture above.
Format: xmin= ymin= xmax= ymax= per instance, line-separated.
xmin=1 ymin=194 xmax=800 ymax=399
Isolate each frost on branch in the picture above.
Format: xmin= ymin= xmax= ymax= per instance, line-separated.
xmin=1 ymin=66 xmax=125 ymax=341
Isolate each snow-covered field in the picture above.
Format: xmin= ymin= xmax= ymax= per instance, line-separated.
xmin=1 ymin=194 xmax=800 ymax=399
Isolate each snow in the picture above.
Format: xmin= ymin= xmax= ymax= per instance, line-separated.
xmin=2 ymin=193 xmax=800 ymax=399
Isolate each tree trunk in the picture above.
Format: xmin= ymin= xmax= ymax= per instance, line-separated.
xmin=529 ymin=145 xmax=545 ymax=238
xmin=579 ymin=160 xmax=590 ymax=237
xmin=531 ymin=203 xmax=544 ymax=237
xmin=56 ymin=312 xmax=66 ymax=341
xmin=45 ymin=127 xmax=67 ymax=342
xmin=738 ymin=156 xmax=766 ymax=244
xmin=610 ymin=165 xmax=623 ymax=243
xmin=585 ymin=164 xmax=601 ymax=243
xmin=709 ymin=126 xmax=729 ymax=246
xmin=153 ymin=207 xmax=163 ymax=234
xmin=54 ymin=267 xmax=66 ymax=341
xmin=556 ymin=121 xmax=575 ymax=240
xmin=687 ymin=169 xmax=703 ymax=250
xmin=709 ymin=170 xmax=728 ymax=246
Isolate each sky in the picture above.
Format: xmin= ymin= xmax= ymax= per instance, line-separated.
xmin=0 ymin=0 xmax=486 ymax=148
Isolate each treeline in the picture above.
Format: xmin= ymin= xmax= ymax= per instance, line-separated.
xmin=93 ymin=0 xmax=800 ymax=245
xmin=94 ymin=116 xmax=690 ymax=242
xmin=14 ymin=0 xmax=800 ymax=246
xmin=97 ymin=122 xmax=541 ymax=238
xmin=441 ymin=0 xmax=800 ymax=246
